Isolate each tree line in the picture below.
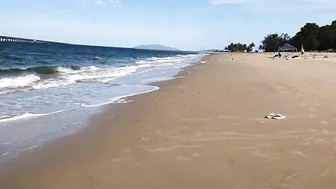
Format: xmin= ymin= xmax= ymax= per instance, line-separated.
xmin=225 ymin=20 xmax=336 ymax=52
xmin=260 ymin=20 xmax=336 ymax=52
xmin=225 ymin=43 xmax=255 ymax=52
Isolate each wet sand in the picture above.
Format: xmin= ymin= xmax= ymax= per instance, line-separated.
xmin=1 ymin=53 xmax=336 ymax=189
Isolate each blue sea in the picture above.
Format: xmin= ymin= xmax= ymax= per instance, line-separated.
xmin=0 ymin=42 xmax=203 ymax=161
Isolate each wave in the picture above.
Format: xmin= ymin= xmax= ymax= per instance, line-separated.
xmin=0 ymin=74 xmax=40 ymax=89
xmin=0 ymin=108 xmax=77 ymax=123
xmin=67 ymin=66 xmax=137 ymax=83
xmin=81 ymin=96 xmax=126 ymax=108
xmin=81 ymin=86 xmax=159 ymax=107
xmin=0 ymin=113 xmax=46 ymax=123
xmin=0 ymin=66 xmax=81 ymax=75
xmin=37 ymin=60 xmax=51 ymax=64
xmin=0 ymin=86 xmax=159 ymax=123
xmin=0 ymin=53 xmax=201 ymax=94
xmin=0 ymin=54 xmax=24 ymax=61
xmin=136 ymin=54 xmax=198 ymax=65
xmin=0 ymin=65 xmax=138 ymax=93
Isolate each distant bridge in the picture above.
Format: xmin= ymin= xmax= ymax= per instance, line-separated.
xmin=0 ymin=36 xmax=48 ymax=43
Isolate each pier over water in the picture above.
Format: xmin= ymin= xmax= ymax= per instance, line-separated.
xmin=0 ymin=36 xmax=48 ymax=43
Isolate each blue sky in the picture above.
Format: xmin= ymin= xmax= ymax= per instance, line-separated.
xmin=0 ymin=0 xmax=335 ymax=50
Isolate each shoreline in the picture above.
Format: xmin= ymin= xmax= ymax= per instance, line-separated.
xmin=0 ymin=54 xmax=207 ymax=165
xmin=0 ymin=52 xmax=204 ymax=162
xmin=1 ymin=52 xmax=336 ymax=189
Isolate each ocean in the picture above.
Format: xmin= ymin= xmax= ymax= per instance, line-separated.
xmin=0 ymin=42 xmax=203 ymax=161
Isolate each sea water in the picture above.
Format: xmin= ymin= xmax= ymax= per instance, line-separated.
xmin=0 ymin=42 xmax=204 ymax=161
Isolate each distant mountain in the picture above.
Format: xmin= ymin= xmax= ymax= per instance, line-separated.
xmin=134 ymin=44 xmax=179 ymax=51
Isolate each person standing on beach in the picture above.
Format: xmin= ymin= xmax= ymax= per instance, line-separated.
xmin=301 ymin=44 xmax=305 ymax=56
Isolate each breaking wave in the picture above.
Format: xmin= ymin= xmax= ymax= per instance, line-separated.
xmin=0 ymin=65 xmax=138 ymax=93
xmin=0 ymin=66 xmax=81 ymax=75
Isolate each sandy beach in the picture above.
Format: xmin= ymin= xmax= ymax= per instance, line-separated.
xmin=1 ymin=52 xmax=336 ymax=189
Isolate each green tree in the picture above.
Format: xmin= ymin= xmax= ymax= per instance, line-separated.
xmin=258 ymin=45 xmax=263 ymax=51
xmin=291 ymin=23 xmax=320 ymax=51
xmin=332 ymin=20 xmax=336 ymax=26
xmin=247 ymin=43 xmax=255 ymax=52
xmin=318 ymin=25 xmax=336 ymax=51
xmin=225 ymin=42 xmax=255 ymax=52
xmin=260 ymin=33 xmax=290 ymax=52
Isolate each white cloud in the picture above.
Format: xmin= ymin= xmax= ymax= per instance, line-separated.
xmin=210 ymin=0 xmax=250 ymax=5
xmin=94 ymin=0 xmax=104 ymax=4
xmin=210 ymin=0 xmax=336 ymax=5
xmin=80 ymin=0 xmax=119 ymax=6
xmin=94 ymin=0 xmax=119 ymax=5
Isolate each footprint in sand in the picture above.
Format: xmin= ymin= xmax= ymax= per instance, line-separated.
xmin=292 ymin=150 xmax=307 ymax=157
xmin=176 ymin=157 xmax=191 ymax=161
xmin=321 ymin=121 xmax=329 ymax=126
xmin=298 ymin=103 xmax=307 ymax=107
xmin=321 ymin=129 xmax=330 ymax=134
xmin=303 ymin=137 xmax=315 ymax=142
xmin=139 ymin=136 xmax=150 ymax=141
xmin=308 ymin=114 xmax=316 ymax=118
xmin=191 ymin=153 xmax=202 ymax=157
xmin=270 ymin=176 xmax=293 ymax=188
xmin=121 ymin=148 xmax=130 ymax=153
xmin=314 ymin=102 xmax=321 ymax=107
xmin=231 ymin=146 xmax=259 ymax=151
xmin=319 ymin=156 xmax=335 ymax=162
xmin=181 ymin=118 xmax=213 ymax=122
xmin=145 ymin=145 xmax=203 ymax=152
xmin=309 ymin=108 xmax=317 ymax=113
xmin=299 ymin=141 xmax=311 ymax=146
xmin=295 ymin=93 xmax=304 ymax=99
xmin=250 ymin=151 xmax=276 ymax=162
xmin=285 ymin=173 xmax=300 ymax=181
xmin=319 ymin=170 xmax=330 ymax=178
xmin=257 ymin=143 xmax=271 ymax=147
xmin=313 ymin=138 xmax=326 ymax=144
xmin=258 ymin=119 xmax=269 ymax=123
xmin=111 ymin=158 xmax=133 ymax=162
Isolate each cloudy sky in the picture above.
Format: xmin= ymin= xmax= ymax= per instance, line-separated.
xmin=0 ymin=0 xmax=335 ymax=50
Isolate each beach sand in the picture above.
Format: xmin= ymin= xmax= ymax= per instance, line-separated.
xmin=1 ymin=52 xmax=336 ymax=189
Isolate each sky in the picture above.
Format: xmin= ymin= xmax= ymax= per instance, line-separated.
xmin=0 ymin=0 xmax=335 ymax=50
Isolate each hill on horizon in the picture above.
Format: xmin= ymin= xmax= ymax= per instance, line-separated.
xmin=134 ymin=44 xmax=179 ymax=51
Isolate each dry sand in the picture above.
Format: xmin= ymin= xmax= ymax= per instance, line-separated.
xmin=1 ymin=52 xmax=336 ymax=189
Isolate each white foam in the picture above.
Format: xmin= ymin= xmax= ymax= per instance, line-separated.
xmin=88 ymin=66 xmax=100 ymax=71
xmin=0 ymin=53 xmax=201 ymax=94
xmin=136 ymin=64 xmax=152 ymax=68
xmin=21 ymin=145 xmax=39 ymax=152
xmin=116 ymin=99 xmax=134 ymax=104
xmin=68 ymin=66 xmax=137 ymax=83
xmin=177 ymin=54 xmax=199 ymax=58
xmin=57 ymin=67 xmax=79 ymax=74
xmin=0 ymin=108 xmax=77 ymax=123
xmin=32 ymin=78 xmax=75 ymax=90
xmin=135 ymin=60 xmax=147 ymax=64
xmin=82 ymin=86 xmax=159 ymax=108
xmin=0 ymin=74 xmax=40 ymax=89
xmin=136 ymin=56 xmax=182 ymax=65
xmin=81 ymin=96 xmax=127 ymax=107
xmin=7 ymin=66 xmax=138 ymax=91
xmin=1 ymin=152 xmax=10 ymax=156
xmin=0 ymin=113 xmax=46 ymax=123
